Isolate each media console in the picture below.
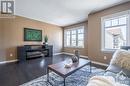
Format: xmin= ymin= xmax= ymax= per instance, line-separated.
xmin=17 ymin=45 xmax=53 ymax=61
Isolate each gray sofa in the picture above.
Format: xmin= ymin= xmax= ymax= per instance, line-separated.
xmin=87 ymin=46 xmax=130 ymax=86
xmin=106 ymin=64 xmax=130 ymax=78
xmin=106 ymin=46 xmax=130 ymax=78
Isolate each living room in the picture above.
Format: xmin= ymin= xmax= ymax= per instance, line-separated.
xmin=0 ymin=0 xmax=130 ymax=86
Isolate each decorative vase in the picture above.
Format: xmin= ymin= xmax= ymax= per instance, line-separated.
xmin=74 ymin=50 xmax=80 ymax=61
xmin=43 ymin=42 xmax=48 ymax=48
xmin=71 ymin=50 xmax=80 ymax=63
xmin=71 ymin=55 xmax=78 ymax=63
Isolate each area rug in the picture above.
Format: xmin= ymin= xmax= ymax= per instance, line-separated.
xmin=20 ymin=66 xmax=105 ymax=86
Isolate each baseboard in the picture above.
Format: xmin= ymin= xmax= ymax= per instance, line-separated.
xmin=62 ymin=52 xmax=88 ymax=58
xmin=53 ymin=53 xmax=63 ymax=56
xmin=0 ymin=59 xmax=18 ymax=64
xmin=0 ymin=53 xmax=63 ymax=64
xmin=92 ymin=61 xmax=108 ymax=67
xmin=62 ymin=52 xmax=108 ymax=67
xmin=62 ymin=52 xmax=74 ymax=55
xmin=0 ymin=53 xmax=108 ymax=67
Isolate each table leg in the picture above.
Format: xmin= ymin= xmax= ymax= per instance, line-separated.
xmin=64 ymin=78 xmax=66 ymax=86
xmin=47 ymin=67 xmax=49 ymax=82
xmin=90 ymin=61 xmax=92 ymax=73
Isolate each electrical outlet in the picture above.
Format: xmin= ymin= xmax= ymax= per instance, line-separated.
xmin=10 ymin=53 xmax=13 ymax=57
xmin=104 ymin=56 xmax=107 ymax=60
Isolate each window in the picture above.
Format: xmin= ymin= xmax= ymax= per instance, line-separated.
xmin=64 ymin=26 xmax=84 ymax=48
xmin=101 ymin=10 xmax=130 ymax=51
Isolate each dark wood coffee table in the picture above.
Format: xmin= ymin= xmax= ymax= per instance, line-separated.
xmin=47 ymin=58 xmax=91 ymax=86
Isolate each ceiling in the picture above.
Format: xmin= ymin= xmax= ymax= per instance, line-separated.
xmin=15 ymin=0 xmax=130 ymax=26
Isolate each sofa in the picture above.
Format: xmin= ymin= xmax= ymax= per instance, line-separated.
xmin=106 ymin=46 xmax=130 ymax=77
xmin=87 ymin=46 xmax=130 ymax=86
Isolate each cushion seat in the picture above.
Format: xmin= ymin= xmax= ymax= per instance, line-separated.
xmin=106 ymin=64 xmax=122 ymax=73
xmin=106 ymin=64 xmax=130 ymax=78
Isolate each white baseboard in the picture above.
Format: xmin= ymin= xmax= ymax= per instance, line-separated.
xmin=0 ymin=59 xmax=18 ymax=64
xmin=92 ymin=61 xmax=108 ymax=67
xmin=62 ymin=52 xmax=88 ymax=58
xmin=0 ymin=53 xmax=63 ymax=64
xmin=62 ymin=52 xmax=108 ymax=67
xmin=53 ymin=53 xmax=63 ymax=56
xmin=0 ymin=53 xmax=108 ymax=67
xmin=62 ymin=52 xmax=74 ymax=55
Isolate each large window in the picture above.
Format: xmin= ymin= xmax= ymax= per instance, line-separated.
xmin=101 ymin=10 xmax=130 ymax=51
xmin=64 ymin=26 xmax=84 ymax=48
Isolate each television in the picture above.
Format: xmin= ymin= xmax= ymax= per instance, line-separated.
xmin=24 ymin=28 xmax=42 ymax=41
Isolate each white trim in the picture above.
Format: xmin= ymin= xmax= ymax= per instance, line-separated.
xmin=62 ymin=52 xmax=108 ymax=67
xmin=53 ymin=53 xmax=63 ymax=56
xmin=128 ymin=11 xmax=130 ymax=45
xmin=62 ymin=52 xmax=88 ymax=58
xmin=64 ymin=26 xmax=84 ymax=48
xmin=64 ymin=26 xmax=84 ymax=31
xmin=62 ymin=52 xmax=74 ymax=55
xmin=101 ymin=10 xmax=130 ymax=20
xmin=92 ymin=61 xmax=108 ymax=67
xmin=0 ymin=53 xmax=108 ymax=67
xmin=101 ymin=10 xmax=130 ymax=52
xmin=64 ymin=46 xmax=84 ymax=49
xmin=0 ymin=59 xmax=18 ymax=64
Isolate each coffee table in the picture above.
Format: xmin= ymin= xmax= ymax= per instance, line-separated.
xmin=47 ymin=58 xmax=91 ymax=86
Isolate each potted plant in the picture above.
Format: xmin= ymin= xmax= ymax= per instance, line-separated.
xmin=44 ymin=35 xmax=48 ymax=44
xmin=43 ymin=35 xmax=48 ymax=48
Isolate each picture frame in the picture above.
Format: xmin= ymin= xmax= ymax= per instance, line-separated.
xmin=24 ymin=28 xmax=42 ymax=41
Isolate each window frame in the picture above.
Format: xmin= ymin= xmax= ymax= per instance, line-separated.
xmin=64 ymin=26 xmax=84 ymax=48
xmin=101 ymin=10 xmax=130 ymax=52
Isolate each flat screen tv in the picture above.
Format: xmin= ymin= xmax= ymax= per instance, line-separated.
xmin=24 ymin=28 xmax=42 ymax=41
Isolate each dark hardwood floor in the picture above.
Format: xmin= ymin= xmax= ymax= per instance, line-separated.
xmin=0 ymin=54 xmax=106 ymax=86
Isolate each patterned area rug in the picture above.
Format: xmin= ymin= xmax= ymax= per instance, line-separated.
xmin=20 ymin=66 xmax=105 ymax=86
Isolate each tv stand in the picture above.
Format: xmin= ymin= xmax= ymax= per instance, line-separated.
xmin=17 ymin=45 xmax=53 ymax=61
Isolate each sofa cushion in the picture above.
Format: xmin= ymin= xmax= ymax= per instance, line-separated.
xmin=106 ymin=64 xmax=122 ymax=73
xmin=110 ymin=49 xmax=130 ymax=71
xmin=87 ymin=76 xmax=128 ymax=86
xmin=87 ymin=76 xmax=115 ymax=86
xmin=106 ymin=64 xmax=130 ymax=78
